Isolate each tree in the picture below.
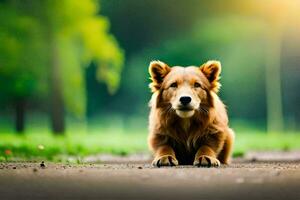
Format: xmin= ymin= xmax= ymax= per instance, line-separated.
xmin=0 ymin=3 xmax=47 ymax=133
xmin=0 ymin=0 xmax=124 ymax=133
xmin=253 ymin=0 xmax=300 ymax=133
xmin=38 ymin=0 xmax=124 ymax=133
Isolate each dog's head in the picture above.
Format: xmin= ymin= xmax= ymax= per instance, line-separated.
xmin=149 ymin=60 xmax=221 ymax=118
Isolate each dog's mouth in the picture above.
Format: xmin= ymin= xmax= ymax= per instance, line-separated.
xmin=175 ymin=108 xmax=195 ymax=118
xmin=177 ymin=106 xmax=194 ymax=112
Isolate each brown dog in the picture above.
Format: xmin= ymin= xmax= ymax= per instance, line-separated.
xmin=148 ymin=60 xmax=234 ymax=167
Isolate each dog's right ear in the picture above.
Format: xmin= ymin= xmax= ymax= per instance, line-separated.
xmin=149 ymin=60 xmax=171 ymax=92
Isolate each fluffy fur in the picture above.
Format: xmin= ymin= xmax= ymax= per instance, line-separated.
xmin=148 ymin=60 xmax=234 ymax=167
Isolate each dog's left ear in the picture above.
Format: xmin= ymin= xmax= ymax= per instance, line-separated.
xmin=149 ymin=60 xmax=171 ymax=92
xmin=200 ymin=60 xmax=221 ymax=92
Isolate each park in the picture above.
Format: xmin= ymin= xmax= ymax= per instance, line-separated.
xmin=0 ymin=0 xmax=300 ymax=199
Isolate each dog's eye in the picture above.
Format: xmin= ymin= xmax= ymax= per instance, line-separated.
xmin=194 ymin=82 xmax=201 ymax=88
xmin=170 ymin=82 xmax=178 ymax=88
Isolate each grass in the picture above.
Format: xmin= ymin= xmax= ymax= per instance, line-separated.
xmin=0 ymin=126 xmax=148 ymax=162
xmin=1 ymin=122 xmax=300 ymax=162
xmin=0 ymin=133 xmax=147 ymax=161
xmin=233 ymin=132 xmax=300 ymax=156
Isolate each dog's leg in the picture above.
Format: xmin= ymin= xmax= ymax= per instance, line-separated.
xmin=193 ymin=145 xmax=221 ymax=167
xmin=193 ymin=132 xmax=226 ymax=167
xmin=218 ymin=128 xmax=235 ymax=164
xmin=152 ymin=145 xmax=178 ymax=167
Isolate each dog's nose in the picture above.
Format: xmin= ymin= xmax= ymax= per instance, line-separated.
xmin=179 ymin=96 xmax=192 ymax=106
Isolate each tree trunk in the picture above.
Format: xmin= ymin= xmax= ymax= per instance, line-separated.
xmin=50 ymin=80 xmax=65 ymax=134
xmin=265 ymin=29 xmax=284 ymax=133
xmin=49 ymin=36 xmax=65 ymax=134
xmin=15 ymin=98 xmax=25 ymax=133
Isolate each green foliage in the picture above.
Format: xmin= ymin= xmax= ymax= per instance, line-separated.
xmin=0 ymin=0 xmax=124 ymax=117
xmin=41 ymin=0 xmax=124 ymax=115
xmin=0 ymin=4 xmax=47 ymax=100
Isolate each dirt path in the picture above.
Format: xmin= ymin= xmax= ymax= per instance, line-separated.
xmin=1 ymin=160 xmax=300 ymax=200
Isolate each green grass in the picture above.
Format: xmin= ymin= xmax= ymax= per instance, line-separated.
xmin=1 ymin=125 xmax=300 ymax=162
xmin=233 ymin=132 xmax=300 ymax=157
xmin=0 ymin=122 xmax=149 ymax=162
xmin=0 ymin=132 xmax=147 ymax=162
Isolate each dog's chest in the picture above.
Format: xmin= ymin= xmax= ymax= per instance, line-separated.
xmin=170 ymin=138 xmax=198 ymax=165
xmin=168 ymin=120 xmax=206 ymax=165
xmin=180 ymin=119 xmax=191 ymax=133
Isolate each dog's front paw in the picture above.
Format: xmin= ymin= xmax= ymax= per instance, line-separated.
xmin=152 ymin=155 xmax=178 ymax=167
xmin=194 ymin=155 xmax=220 ymax=167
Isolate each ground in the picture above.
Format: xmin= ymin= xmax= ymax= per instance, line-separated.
xmin=1 ymin=153 xmax=300 ymax=200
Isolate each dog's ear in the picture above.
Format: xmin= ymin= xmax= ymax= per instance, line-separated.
xmin=149 ymin=60 xmax=171 ymax=92
xmin=200 ymin=60 xmax=221 ymax=92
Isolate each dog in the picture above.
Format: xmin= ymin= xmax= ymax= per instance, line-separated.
xmin=148 ymin=60 xmax=234 ymax=167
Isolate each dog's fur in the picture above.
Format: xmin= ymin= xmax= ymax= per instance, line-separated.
xmin=148 ymin=60 xmax=234 ymax=167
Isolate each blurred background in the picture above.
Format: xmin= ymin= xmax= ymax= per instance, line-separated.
xmin=0 ymin=0 xmax=300 ymax=161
